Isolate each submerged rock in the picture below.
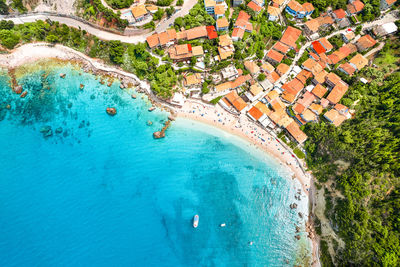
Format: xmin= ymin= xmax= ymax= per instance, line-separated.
xmin=148 ymin=106 xmax=155 ymax=112
xmin=106 ymin=107 xmax=117 ymax=116
xmin=80 ymin=84 xmax=84 ymax=90
xmin=147 ymin=120 xmax=153 ymax=126
xmin=60 ymin=73 xmax=66 ymax=78
xmin=55 ymin=127 xmax=63 ymax=134
xmin=295 ymin=235 xmax=301 ymax=240
xmin=131 ymin=94 xmax=137 ymax=99
xmin=20 ymin=91 xmax=27 ymax=98
xmin=67 ymin=103 xmax=73 ymax=108
xmin=6 ymin=104 xmax=11 ymax=109
xmin=40 ymin=126 xmax=53 ymax=138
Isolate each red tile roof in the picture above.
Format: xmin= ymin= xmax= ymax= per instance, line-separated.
xmin=280 ymin=26 xmax=302 ymax=48
xmin=312 ymin=40 xmax=326 ymax=54
xmin=232 ymin=28 xmax=245 ymax=39
xmin=333 ymin=9 xmax=346 ymax=19
xmin=347 ymin=0 xmax=364 ymax=14
xmin=266 ymin=49 xmax=284 ymax=63
xmin=237 ymin=10 xmax=250 ymax=21
xmin=146 ymin=34 xmax=159 ymax=48
xmin=311 ymin=83 xmax=327 ymax=98
xmin=297 ymin=91 xmax=316 ymax=108
xmin=247 ymin=1 xmax=262 ymax=12
xmin=326 ymin=81 xmax=349 ymax=104
xmin=285 ymin=121 xmax=307 ymax=144
xmin=356 ymin=34 xmax=377 ymax=50
xmin=273 ymin=41 xmax=290 ymax=54
xmin=206 ymin=26 xmax=218 ymax=39
xmin=248 ymin=106 xmax=263 ymax=120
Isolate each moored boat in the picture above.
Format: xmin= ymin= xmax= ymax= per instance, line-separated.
xmin=193 ymin=215 xmax=199 ymax=228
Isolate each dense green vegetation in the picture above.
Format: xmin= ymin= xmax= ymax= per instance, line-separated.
xmin=0 ymin=0 xmax=9 ymax=14
xmin=156 ymin=0 xmax=174 ymax=6
xmin=298 ymin=0 xmax=382 ymax=21
xmin=304 ymin=45 xmax=400 ymax=265
xmin=10 ymin=0 xmax=26 ymax=13
xmin=173 ymin=2 xmax=215 ymax=30
xmin=78 ymin=0 xmax=128 ymax=30
xmin=0 ymin=20 xmax=177 ymax=98
xmin=104 ymin=0 xmax=134 ymax=9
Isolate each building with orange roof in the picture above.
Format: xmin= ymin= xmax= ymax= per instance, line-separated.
xmin=223 ymin=91 xmax=248 ymax=113
xmin=261 ymin=62 xmax=275 ymax=73
xmin=146 ymin=34 xmax=159 ymax=48
xmin=328 ymin=43 xmax=357 ymax=64
xmin=276 ymin=63 xmax=290 ymax=76
xmin=131 ymin=5 xmax=148 ymax=21
xmin=267 ymin=5 xmax=280 ymax=21
xmin=300 ymin=108 xmax=318 ymax=122
xmin=272 ymin=0 xmax=285 ymax=6
xmin=297 ymin=91 xmax=316 ymax=107
xmin=312 ymin=37 xmax=333 ymax=54
xmin=311 ymin=83 xmax=327 ymax=98
xmin=347 ymin=0 xmax=365 ymax=15
xmin=309 ymin=103 xmax=323 ymax=114
xmin=255 ymin=101 xmax=271 ymax=115
xmin=293 ymin=102 xmax=306 ymax=114
xmin=186 ymin=26 xmax=208 ymax=40
xmin=216 ymin=17 xmax=229 ymax=31
xmin=312 ymin=70 xmax=327 ymax=84
xmin=285 ymin=121 xmax=307 ymax=144
xmin=215 ymin=81 xmax=232 ymax=92
xmin=266 ymin=49 xmax=284 ymax=64
xmin=304 ymin=19 xmax=320 ymax=34
xmin=218 ymin=34 xmax=235 ymax=60
xmin=158 ymin=31 xmax=170 ymax=46
xmin=296 ymin=69 xmax=313 ymax=84
xmin=273 ymin=41 xmax=290 ymax=54
xmin=206 ymin=25 xmax=218 ymax=39
xmin=247 ymin=1 xmax=263 ymax=13
xmin=302 ymin=58 xmax=323 ymax=75
xmin=244 ymin=61 xmax=260 ymax=75
xmin=332 ymin=8 xmax=347 ymax=20
xmin=349 ymin=53 xmax=368 ymax=70
xmin=326 ymin=81 xmax=348 ymax=104
xmin=168 ymin=44 xmax=203 ymax=61
xmin=232 ymin=28 xmax=245 ymax=41
xmin=214 ymin=4 xmax=226 ymax=19
xmin=280 ymin=26 xmax=302 ymax=48
xmin=184 ymin=73 xmax=202 ymax=86
xmin=231 ymin=74 xmax=252 ymax=88
xmin=167 ymin=29 xmax=177 ymax=41
xmin=325 ymin=72 xmax=343 ymax=88
xmin=381 ymin=0 xmax=397 ymax=10
xmin=338 ymin=63 xmax=356 ymax=76
xmin=248 ymin=106 xmax=264 ymax=120
xmin=192 ymin=46 xmax=204 ymax=56
xmin=324 ymin=109 xmax=347 ymax=126
xmin=204 ymin=0 xmax=216 ymax=14
xmin=286 ymin=1 xmax=314 ymax=18
xmin=355 ymin=34 xmax=377 ymax=51
xmin=267 ymin=71 xmax=280 ymax=83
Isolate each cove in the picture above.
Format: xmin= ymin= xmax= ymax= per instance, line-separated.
xmin=0 ymin=61 xmax=311 ymax=266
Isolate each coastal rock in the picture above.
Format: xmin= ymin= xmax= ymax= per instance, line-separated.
xmin=100 ymin=80 xmax=105 ymax=85
xmin=147 ymin=120 xmax=153 ymax=126
xmin=295 ymin=235 xmax=301 ymax=240
xmin=168 ymin=115 xmax=175 ymax=121
xmin=290 ymin=203 xmax=298 ymax=209
xmin=131 ymin=94 xmax=137 ymax=99
xmin=20 ymin=91 xmax=27 ymax=98
xmin=40 ymin=126 xmax=53 ymax=138
xmin=107 ymin=81 xmax=113 ymax=87
xmin=106 ymin=107 xmax=117 ymax=116
xmin=298 ymin=212 xmax=303 ymax=219
xmin=295 ymin=226 xmax=301 ymax=233
xmin=80 ymin=84 xmax=84 ymax=90
xmin=153 ymin=131 xmax=165 ymax=139
xmin=148 ymin=106 xmax=155 ymax=112
xmin=14 ymin=85 xmax=22 ymax=94
xmin=60 ymin=73 xmax=66 ymax=78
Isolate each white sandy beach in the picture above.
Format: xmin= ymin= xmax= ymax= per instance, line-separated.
xmin=0 ymin=42 xmax=318 ymax=266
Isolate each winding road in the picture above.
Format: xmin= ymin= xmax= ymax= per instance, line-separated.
xmin=0 ymin=0 xmax=198 ymax=43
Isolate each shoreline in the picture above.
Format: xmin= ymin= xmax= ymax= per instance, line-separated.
xmin=0 ymin=42 xmax=319 ymax=266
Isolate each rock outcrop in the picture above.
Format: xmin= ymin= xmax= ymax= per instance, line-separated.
xmin=106 ymin=107 xmax=117 ymax=116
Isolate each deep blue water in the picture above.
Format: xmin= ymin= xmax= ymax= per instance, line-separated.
xmin=0 ymin=62 xmax=310 ymax=267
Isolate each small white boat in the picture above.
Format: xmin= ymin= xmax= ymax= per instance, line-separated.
xmin=193 ymin=215 xmax=199 ymax=228
xmin=220 ymin=223 xmax=226 ymax=227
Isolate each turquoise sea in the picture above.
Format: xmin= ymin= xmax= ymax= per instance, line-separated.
xmin=0 ymin=61 xmax=310 ymax=266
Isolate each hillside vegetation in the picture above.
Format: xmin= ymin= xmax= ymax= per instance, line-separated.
xmin=304 ymin=38 xmax=400 ymax=266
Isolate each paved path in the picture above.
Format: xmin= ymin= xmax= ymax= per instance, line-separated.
xmin=155 ymin=0 xmax=197 ymax=32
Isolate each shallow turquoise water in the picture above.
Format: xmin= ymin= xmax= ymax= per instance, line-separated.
xmin=0 ymin=63 xmax=310 ymax=266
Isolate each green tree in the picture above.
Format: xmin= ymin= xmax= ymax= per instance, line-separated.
xmin=109 ymin=40 xmax=124 ymax=64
